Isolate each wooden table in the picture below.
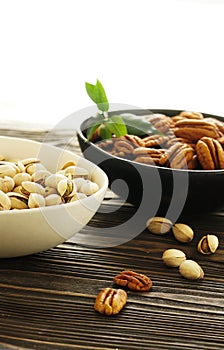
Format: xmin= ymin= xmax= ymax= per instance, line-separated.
xmin=0 ymin=125 xmax=224 ymax=350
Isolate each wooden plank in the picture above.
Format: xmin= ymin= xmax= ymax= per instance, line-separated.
xmin=0 ymin=126 xmax=224 ymax=350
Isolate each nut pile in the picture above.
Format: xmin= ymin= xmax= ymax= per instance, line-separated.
xmin=95 ymin=111 xmax=224 ymax=170
xmin=0 ymin=156 xmax=99 ymax=211
xmin=94 ymin=270 xmax=153 ymax=316
xmin=147 ymin=216 xmax=219 ymax=280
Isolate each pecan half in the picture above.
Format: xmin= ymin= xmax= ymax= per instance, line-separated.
xmin=142 ymin=134 xmax=169 ymax=148
xmin=123 ymin=135 xmax=145 ymax=147
xmin=114 ymin=140 xmax=135 ymax=154
xmin=179 ymin=111 xmax=204 ymax=119
xmin=159 ymin=143 xmax=196 ymax=169
xmin=196 ymin=137 xmax=224 ymax=169
xmin=114 ymin=270 xmax=153 ymax=291
xmin=145 ymin=114 xmax=172 ymax=133
xmin=174 ymin=119 xmax=220 ymax=142
xmin=94 ymin=288 xmax=127 ymax=316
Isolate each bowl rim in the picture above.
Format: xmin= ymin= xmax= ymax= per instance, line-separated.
xmin=0 ymin=136 xmax=108 ymax=216
xmin=76 ymin=108 xmax=224 ymax=174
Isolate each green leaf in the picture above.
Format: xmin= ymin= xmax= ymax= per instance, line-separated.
xmin=120 ymin=113 xmax=161 ymax=136
xmin=86 ymin=123 xmax=101 ymax=141
xmin=105 ymin=115 xmax=127 ymax=137
xmin=86 ymin=114 xmax=105 ymax=141
xmin=99 ymin=124 xmax=112 ymax=140
xmin=85 ymin=80 xmax=109 ymax=112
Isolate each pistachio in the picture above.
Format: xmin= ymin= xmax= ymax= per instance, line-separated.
xmin=64 ymin=166 xmax=89 ymax=179
xmin=0 ymin=164 xmax=17 ymax=178
xmin=0 ymin=176 xmax=15 ymax=193
xmin=57 ymin=178 xmax=76 ymax=197
xmin=67 ymin=192 xmax=87 ymax=202
xmin=179 ymin=260 xmax=204 ymax=280
xmin=16 ymin=161 xmax=26 ymax=173
xmin=13 ymin=185 xmax=29 ymax=197
xmin=7 ymin=192 xmax=29 ymax=209
xmin=73 ymin=177 xmax=86 ymax=191
xmin=31 ymin=170 xmax=51 ymax=185
xmin=197 ymin=234 xmax=219 ymax=255
xmin=28 ymin=193 xmax=45 ymax=208
xmin=21 ymin=181 xmax=45 ymax=196
xmin=162 ymin=249 xmax=186 ymax=267
xmin=0 ymin=190 xmax=11 ymax=210
xmin=0 ymin=154 xmax=99 ymax=210
xmin=21 ymin=157 xmax=41 ymax=166
xmin=146 ymin=217 xmax=173 ymax=235
xmin=43 ymin=186 xmax=58 ymax=197
xmin=25 ymin=163 xmax=46 ymax=175
xmin=80 ymin=181 xmax=99 ymax=196
xmin=60 ymin=161 xmax=76 ymax=170
xmin=45 ymin=194 xmax=63 ymax=206
xmin=13 ymin=172 xmax=31 ymax=186
xmin=172 ymin=223 xmax=194 ymax=243
xmin=45 ymin=174 xmax=67 ymax=188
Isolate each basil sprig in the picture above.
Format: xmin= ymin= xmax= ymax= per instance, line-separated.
xmin=85 ymin=79 xmax=162 ymax=141
xmin=85 ymin=80 xmax=127 ymax=140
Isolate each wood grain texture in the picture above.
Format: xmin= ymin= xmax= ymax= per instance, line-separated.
xmin=0 ymin=126 xmax=224 ymax=350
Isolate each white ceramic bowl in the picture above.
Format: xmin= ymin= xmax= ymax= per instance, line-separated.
xmin=0 ymin=136 xmax=108 ymax=258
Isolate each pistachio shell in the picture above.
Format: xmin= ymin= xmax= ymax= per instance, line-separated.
xmin=0 ymin=176 xmax=15 ymax=193
xmin=68 ymin=192 xmax=87 ymax=202
xmin=31 ymin=170 xmax=51 ymax=185
xmin=45 ymin=194 xmax=63 ymax=206
xmin=45 ymin=174 xmax=67 ymax=188
xmin=21 ymin=157 xmax=40 ymax=166
xmin=0 ymin=164 xmax=17 ymax=178
xmin=64 ymin=166 xmax=89 ymax=179
xmin=146 ymin=217 xmax=173 ymax=234
xmin=0 ymin=190 xmax=11 ymax=210
xmin=13 ymin=172 xmax=31 ymax=186
xmin=207 ymin=234 xmax=219 ymax=253
xmin=179 ymin=260 xmax=204 ymax=280
xmin=17 ymin=161 xmax=26 ymax=173
xmin=197 ymin=234 xmax=219 ymax=254
xmin=60 ymin=161 xmax=76 ymax=170
xmin=162 ymin=249 xmax=186 ymax=267
xmin=172 ymin=223 xmax=194 ymax=243
xmin=80 ymin=181 xmax=99 ymax=196
xmin=13 ymin=185 xmax=29 ymax=197
xmin=57 ymin=178 xmax=76 ymax=197
xmin=43 ymin=186 xmax=58 ymax=197
xmin=25 ymin=163 xmax=46 ymax=175
xmin=21 ymin=181 xmax=45 ymax=196
xmin=7 ymin=192 xmax=28 ymax=209
xmin=73 ymin=177 xmax=86 ymax=191
xmin=28 ymin=193 xmax=45 ymax=208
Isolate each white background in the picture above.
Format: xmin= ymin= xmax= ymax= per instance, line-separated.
xmin=0 ymin=0 xmax=224 ymax=127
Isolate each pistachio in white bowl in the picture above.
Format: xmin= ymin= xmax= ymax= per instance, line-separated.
xmin=0 ymin=136 xmax=108 ymax=258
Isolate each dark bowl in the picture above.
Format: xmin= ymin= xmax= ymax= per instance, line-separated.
xmin=77 ymin=109 xmax=224 ymax=219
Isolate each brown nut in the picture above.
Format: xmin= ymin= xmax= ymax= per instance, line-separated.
xmin=114 ymin=270 xmax=152 ymax=291
xmin=197 ymin=234 xmax=219 ymax=255
xmin=146 ymin=217 xmax=173 ymax=235
xmin=172 ymin=223 xmax=194 ymax=243
xmin=196 ymin=137 xmax=224 ymax=170
xmin=94 ymin=288 xmax=127 ymax=316
xmin=179 ymin=260 xmax=204 ymax=280
xmin=162 ymin=249 xmax=186 ymax=267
